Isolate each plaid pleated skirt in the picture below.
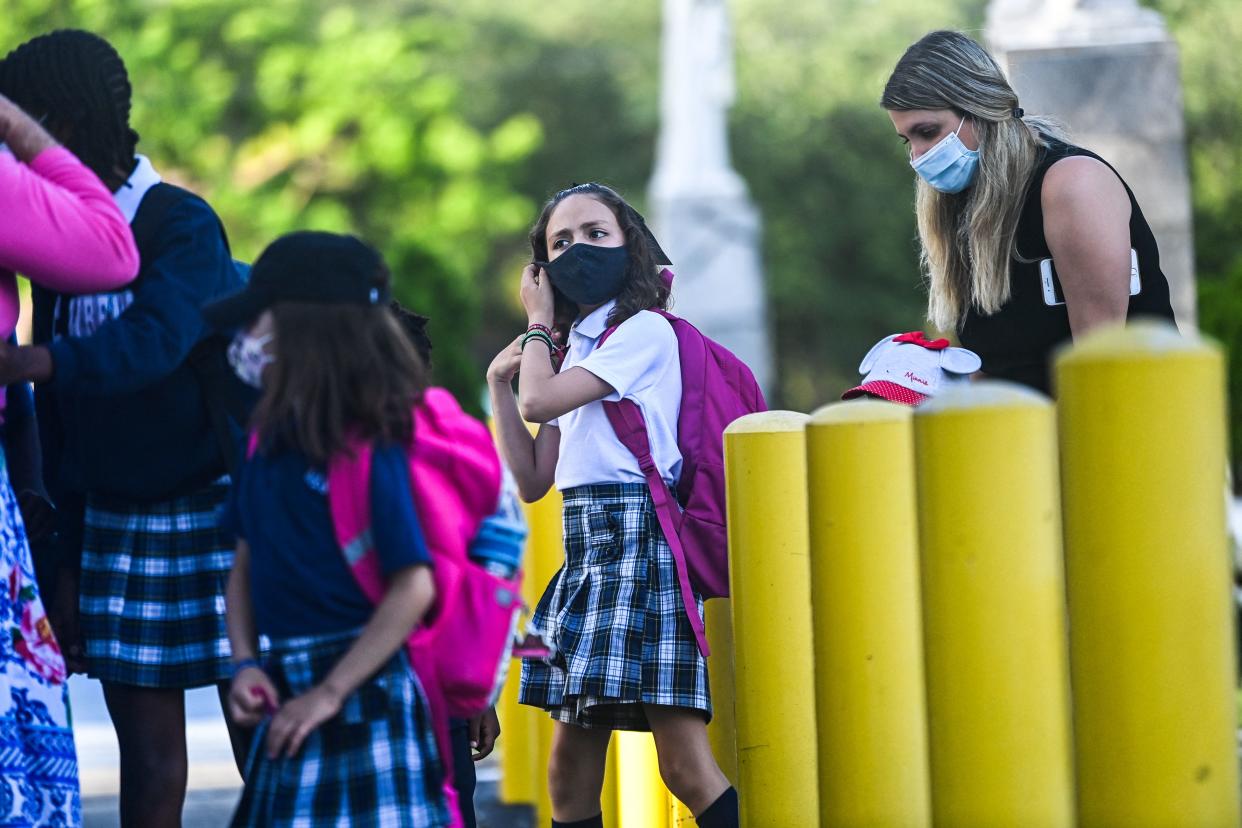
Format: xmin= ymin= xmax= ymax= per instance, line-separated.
xmin=519 ymin=483 xmax=711 ymax=731
xmin=231 ymin=629 xmax=449 ymax=828
xmin=79 ymin=480 xmax=233 ymax=688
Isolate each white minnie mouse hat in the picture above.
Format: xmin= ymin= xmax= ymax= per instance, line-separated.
xmin=842 ymin=331 xmax=982 ymax=406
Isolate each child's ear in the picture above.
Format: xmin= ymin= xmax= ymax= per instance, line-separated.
xmin=859 ymin=336 xmax=899 ymax=373
xmin=940 ymin=347 xmax=983 ymax=375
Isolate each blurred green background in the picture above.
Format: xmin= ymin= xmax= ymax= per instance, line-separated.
xmin=3 ymin=0 xmax=1240 ymax=465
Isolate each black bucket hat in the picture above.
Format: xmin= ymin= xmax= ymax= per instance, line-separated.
xmin=202 ymin=230 xmax=391 ymax=330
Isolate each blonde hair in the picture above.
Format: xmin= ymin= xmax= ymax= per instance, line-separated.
xmin=882 ymin=30 xmax=1068 ymax=331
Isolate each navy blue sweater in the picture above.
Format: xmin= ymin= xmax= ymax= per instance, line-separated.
xmin=33 ymin=184 xmax=244 ymax=501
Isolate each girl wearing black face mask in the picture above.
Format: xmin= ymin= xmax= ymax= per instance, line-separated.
xmin=487 ymin=184 xmax=738 ymax=828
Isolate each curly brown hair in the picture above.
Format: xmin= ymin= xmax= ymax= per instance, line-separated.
xmin=251 ymin=292 xmax=428 ymax=466
xmin=528 ymin=183 xmax=671 ymax=333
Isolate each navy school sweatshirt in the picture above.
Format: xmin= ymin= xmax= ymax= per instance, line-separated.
xmin=32 ymin=182 xmax=245 ymax=502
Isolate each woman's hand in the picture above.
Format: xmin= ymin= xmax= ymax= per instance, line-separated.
xmin=228 ymin=665 xmax=280 ymax=729
xmin=487 ymin=335 xmax=524 ymax=385
xmin=520 ymin=264 xmax=555 ymax=327
xmin=264 ymin=684 xmax=342 ymax=759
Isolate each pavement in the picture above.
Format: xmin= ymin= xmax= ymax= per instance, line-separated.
xmin=71 ymin=676 xmax=535 ymax=827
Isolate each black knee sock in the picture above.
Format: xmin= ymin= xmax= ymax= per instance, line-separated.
xmin=696 ymin=786 xmax=739 ymax=828
xmin=551 ymin=814 xmax=604 ymax=828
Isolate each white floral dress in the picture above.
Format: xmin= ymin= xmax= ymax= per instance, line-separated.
xmin=0 ymin=454 xmax=78 ymax=826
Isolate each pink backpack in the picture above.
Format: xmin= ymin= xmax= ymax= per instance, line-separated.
xmin=597 ymin=269 xmax=767 ymax=657
xmin=326 ymin=388 xmax=521 ymax=828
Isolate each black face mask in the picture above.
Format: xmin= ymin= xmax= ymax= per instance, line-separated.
xmin=537 ymin=243 xmax=629 ymax=306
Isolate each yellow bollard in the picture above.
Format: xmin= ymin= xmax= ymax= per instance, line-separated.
xmin=704 ymin=598 xmax=738 ymax=787
xmin=601 ymin=736 xmax=618 ymax=823
xmin=528 ymin=486 xmax=564 ymax=827
xmin=496 ymin=656 xmax=537 ymax=805
xmin=498 ymin=475 xmax=564 ymax=822
xmin=497 ymin=483 xmax=549 ymax=805
xmin=806 ymin=401 xmax=931 ymax=827
xmin=724 ymin=411 xmax=819 ymax=825
xmin=666 ymin=597 xmax=735 ymax=826
xmin=668 ymin=792 xmax=694 ymax=826
xmin=614 ymin=732 xmax=670 ymax=827
xmin=914 ymin=383 xmax=1075 ymax=826
xmin=1057 ymin=322 xmax=1239 ymax=827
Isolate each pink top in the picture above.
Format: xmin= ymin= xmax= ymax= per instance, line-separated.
xmin=0 ymin=146 xmax=140 ymax=340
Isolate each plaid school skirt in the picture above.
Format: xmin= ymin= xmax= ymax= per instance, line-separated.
xmin=519 ymin=483 xmax=711 ymax=731
xmin=231 ymin=629 xmax=449 ymax=828
xmin=79 ymin=480 xmax=233 ymax=688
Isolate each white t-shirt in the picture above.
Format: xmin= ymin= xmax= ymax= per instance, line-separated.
xmin=551 ymin=300 xmax=682 ymax=491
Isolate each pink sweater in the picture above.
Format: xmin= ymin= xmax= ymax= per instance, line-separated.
xmin=0 ymin=146 xmax=140 ymax=340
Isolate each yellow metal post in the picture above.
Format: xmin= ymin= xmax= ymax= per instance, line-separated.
xmin=496 ymin=657 xmax=537 ymax=805
xmin=806 ymin=401 xmax=931 ymax=827
xmin=914 ymin=383 xmax=1075 ymax=826
xmin=498 ymin=479 xmax=564 ymax=823
xmin=1057 ymin=322 xmax=1239 ymax=827
xmin=601 ymin=736 xmax=618 ymax=824
xmin=530 ymin=487 xmax=563 ymax=827
xmin=533 ymin=718 xmax=553 ymax=827
xmin=724 ymin=411 xmax=819 ymax=825
xmin=668 ymin=793 xmax=693 ymax=826
xmin=614 ymin=732 xmax=670 ymax=827
xmin=667 ymin=597 xmax=735 ymax=826
xmin=704 ymin=598 xmax=738 ymax=787
xmin=498 ymin=484 xmax=552 ymax=806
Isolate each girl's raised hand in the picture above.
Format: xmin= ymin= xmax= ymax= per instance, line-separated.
xmin=520 ymin=263 xmax=555 ymax=326
xmin=228 ymin=665 xmax=280 ymax=728
xmin=264 ymin=684 xmax=342 ymax=759
xmin=487 ymin=334 xmax=524 ymax=385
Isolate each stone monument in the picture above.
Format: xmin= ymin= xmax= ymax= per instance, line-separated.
xmin=649 ymin=0 xmax=774 ymax=392
xmin=987 ymin=0 xmax=1198 ymax=327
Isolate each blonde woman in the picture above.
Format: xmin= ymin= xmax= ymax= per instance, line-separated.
xmin=882 ymin=30 xmax=1176 ymax=393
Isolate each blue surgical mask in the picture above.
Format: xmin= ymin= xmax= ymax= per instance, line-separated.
xmin=911 ymin=117 xmax=979 ymax=194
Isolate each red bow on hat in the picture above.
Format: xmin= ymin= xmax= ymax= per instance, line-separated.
xmin=893 ymin=331 xmax=950 ymax=351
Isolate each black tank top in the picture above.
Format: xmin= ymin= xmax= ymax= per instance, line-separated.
xmin=958 ymin=140 xmax=1175 ymax=395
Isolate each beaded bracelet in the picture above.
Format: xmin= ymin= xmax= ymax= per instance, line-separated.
xmin=526 ymin=323 xmax=554 ymax=338
xmin=521 ymin=330 xmax=555 ymax=352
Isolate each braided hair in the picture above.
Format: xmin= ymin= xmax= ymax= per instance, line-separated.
xmin=0 ymin=30 xmax=139 ymax=188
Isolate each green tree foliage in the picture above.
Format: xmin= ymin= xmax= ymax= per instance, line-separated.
xmin=1 ymin=0 xmax=543 ymax=409
xmin=1148 ymin=0 xmax=1242 ymax=478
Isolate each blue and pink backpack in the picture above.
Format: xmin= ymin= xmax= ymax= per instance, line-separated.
xmin=253 ymin=387 xmax=520 ymax=828
xmin=597 ymin=268 xmax=767 ymax=656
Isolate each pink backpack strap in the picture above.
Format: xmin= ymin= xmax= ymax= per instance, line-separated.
xmin=326 ymin=438 xmax=385 ymax=603
xmin=326 ymin=434 xmax=465 ymax=828
xmin=602 ymin=400 xmax=709 ymax=658
xmin=596 ymin=310 xmax=711 ymax=658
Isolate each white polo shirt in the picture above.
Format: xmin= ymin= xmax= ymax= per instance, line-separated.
xmin=551 ymin=300 xmax=683 ymax=491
